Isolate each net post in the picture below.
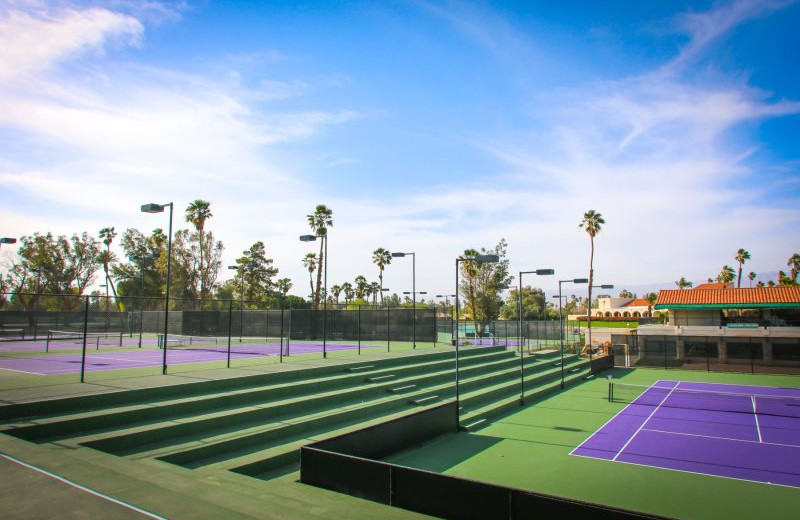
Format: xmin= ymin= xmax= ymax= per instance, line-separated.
xmin=226 ymin=299 xmax=233 ymax=368
xmin=279 ymin=304 xmax=284 ymax=363
xmin=80 ymin=296 xmax=89 ymax=383
xmin=607 ymin=376 xmax=613 ymax=401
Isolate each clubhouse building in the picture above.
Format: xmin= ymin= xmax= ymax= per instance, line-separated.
xmin=609 ymin=285 xmax=800 ymax=371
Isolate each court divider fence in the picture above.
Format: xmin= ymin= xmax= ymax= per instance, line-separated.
xmin=301 ymin=402 xmax=671 ymax=520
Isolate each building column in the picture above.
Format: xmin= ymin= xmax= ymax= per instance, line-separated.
xmin=676 ymin=338 xmax=685 ymax=361
xmin=763 ymin=340 xmax=773 ymax=366
xmin=718 ymin=339 xmax=727 ymax=364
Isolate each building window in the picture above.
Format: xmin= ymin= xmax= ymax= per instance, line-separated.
xmin=727 ymin=340 xmax=763 ymax=360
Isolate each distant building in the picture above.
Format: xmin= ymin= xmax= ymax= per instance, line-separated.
xmin=622 ymin=285 xmax=800 ymax=371
xmin=593 ymin=297 xmax=655 ymax=319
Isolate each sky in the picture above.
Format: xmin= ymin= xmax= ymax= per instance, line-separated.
xmin=1 ymin=0 xmax=799 ymax=299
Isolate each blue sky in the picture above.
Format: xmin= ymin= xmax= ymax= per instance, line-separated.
xmin=1 ymin=0 xmax=799 ymax=297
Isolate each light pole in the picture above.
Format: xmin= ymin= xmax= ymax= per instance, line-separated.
xmin=391 ymin=252 xmax=418 ymax=348
xmin=455 ymin=254 xmax=499 ymax=423
xmin=300 ymin=234 xmax=328 ymax=358
xmin=588 ymin=284 xmax=614 ymax=365
xmin=558 ymin=278 xmax=588 ymax=388
xmin=517 ymin=268 xmax=554 ymax=405
xmin=401 ymin=284 xmax=426 ymax=348
xmin=141 ymin=202 xmax=174 ymax=375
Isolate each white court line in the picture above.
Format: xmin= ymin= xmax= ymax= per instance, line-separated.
xmin=0 ymin=366 xmax=45 ymax=375
xmin=752 ymin=396 xmax=763 ymax=443
xmin=82 ymin=355 xmax=153 ymax=364
xmin=612 ymin=383 xmax=678 ymax=462
xmin=0 ymin=452 xmax=169 ymax=520
xmin=583 ymin=450 xmax=800 ymax=490
xmin=642 ymin=427 xmax=800 ymax=449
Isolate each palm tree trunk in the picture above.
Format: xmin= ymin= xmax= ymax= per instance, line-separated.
xmin=379 ymin=270 xmax=384 ymax=304
xmin=587 ymin=236 xmax=594 ymax=350
xmin=737 ymin=263 xmax=742 ymax=288
xmin=314 ymin=242 xmax=324 ymax=309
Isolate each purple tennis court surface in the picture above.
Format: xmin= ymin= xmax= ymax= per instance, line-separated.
xmin=571 ymin=380 xmax=800 ymax=488
xmin=0 ymin=341 xmax=381 ymax=375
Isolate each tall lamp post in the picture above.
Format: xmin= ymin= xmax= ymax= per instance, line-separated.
xmin=300 ymin=234 xmax=328 ymax=358
xmin=455 ymin=254 xmax=499 ymax=423
xmin=588 ymin=284 xmax=614 ymax=365
xmin=558 ymin=278 xmax=588 ymax=388
xmin=402 ymin=288 xmax=426 ymax=347
xmin=391 ymin=252 xmax=417 ymax=348
xmin=517 ymin=268 xmax=554 ymax=405
xmin=141 ymin=202 xmax=174 ymax=375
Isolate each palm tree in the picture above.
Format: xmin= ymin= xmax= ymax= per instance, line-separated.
xmin=369 ymin=281 xmax=381 ymax=305
xmin=748 ymin=272 xmax=757 ymax=287
xmin=756 ymin=281 xmax=765 ymax=288
xmin=675 ymin=277 xmax=693 ymax=290
xmin=98 ymin=227 xmax=119 ymax=309
xmin=185 ymin=199 xmax=213 ymax=299
xmin=354 ymin=275 xmax=368 ymax=300
xmin=275 ymin=278 xmax=292 ymax=303
xmin=788 ymin=253 xmax=800 ymax=282
xmin=716 ymin=265 xmax=735 ymax=285
xmin=341 ymin=282 xmax=354 ymax=304
xmin=302 ymin=253 xmax=317 ymax=300
xmin=307 ymin=204 xmax=333 ymax=309
xmin=330 ymin=284 xmax=342 ymax=305
xmin=372 ymin=248 xmax=392 ymax=303
xmin=735 ymin=248 xmax=751 ymax=288
xmin=579 ymin=209 xmax=605 ymax=349
xmin=644 ymin=292 xmax=658 ymax=317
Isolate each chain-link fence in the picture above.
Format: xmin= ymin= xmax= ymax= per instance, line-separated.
xmin=0 ymin=293 xmax=455 ymax=381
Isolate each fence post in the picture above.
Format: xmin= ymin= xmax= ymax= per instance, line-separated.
xmin=80 ymin=296 xmax=89 ymax=383
xmin=387 ymin=305 xmax=390 ymax=352
xmin=279 ymin=305 xmax=284 ymax=363
xmin=357 ymin=304 xmax=361 ymax=355
xmin=227 ymin=299 xmax=233 ymax=368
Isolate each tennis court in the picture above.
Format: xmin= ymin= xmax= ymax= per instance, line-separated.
xmin=572 ymin=380 xmax=800 ymax=488
xmin=0 ymin=335 xmax=384 ymax=375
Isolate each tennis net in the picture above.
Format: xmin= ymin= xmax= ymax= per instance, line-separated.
xmin=45 ymin=330 xmax=124 ymax=351
xmin=608 ymin=381 xmax=800 ymax=419
xmin=157 ymin=334 xmax=280 ymax=356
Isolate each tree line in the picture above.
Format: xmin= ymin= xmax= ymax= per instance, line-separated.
xmin=675 ymin=249 xmax=800 ymax=289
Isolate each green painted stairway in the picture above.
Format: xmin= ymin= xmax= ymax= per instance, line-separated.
xmin=1 ymin=346 xmax=590 ymax=481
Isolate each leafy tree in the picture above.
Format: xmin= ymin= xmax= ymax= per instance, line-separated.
xmin=618 ymin=289 xmax=635 ymax=299
xmin=171 ymin=228 xmax=223 ymax=301
xmin=735 ymin=248 xmax=750 ymax=288
xmin=500 ymin=286 xmax=547 ymax=320
xmin=579 ymin=209 xmax=605 ymax=347
xmin=302 ymin=253 xmax=317 ymax=299
xmin=307 ymin=204 xmax=333 ymax=309
xmin=231 ymin=241 xmax=279 ymax=302
xmin=112 ymin=228 xmax=165 ymax=300
xmin=185 ymin=200 xmax=213 ymax=300
xmin=458 ymin=239 xmax=513 ymax=334
xmin=675 ymin=277 xmax=693 ymax=290
xmin=372 ymin=248 xmax=392 ymax=303
xmin=6 ymin=232 xmax=101 ymax=311
xmin=778 ymin=270 xmax=798 ymax=286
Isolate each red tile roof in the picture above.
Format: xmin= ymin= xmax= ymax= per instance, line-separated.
xmin=655 ymin=287 xmax=800 ymax=308
xmin=624 ymin=298 xmax=651 ymax=307
xmin=692 ymin=282 xmax=731 ymax=290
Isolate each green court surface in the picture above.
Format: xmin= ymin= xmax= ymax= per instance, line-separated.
xmin=388 ymin=368 xmax=799 ymax=520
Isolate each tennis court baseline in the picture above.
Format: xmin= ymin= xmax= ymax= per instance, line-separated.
xmin=571 ymin=380 xmax=800 ymax=488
